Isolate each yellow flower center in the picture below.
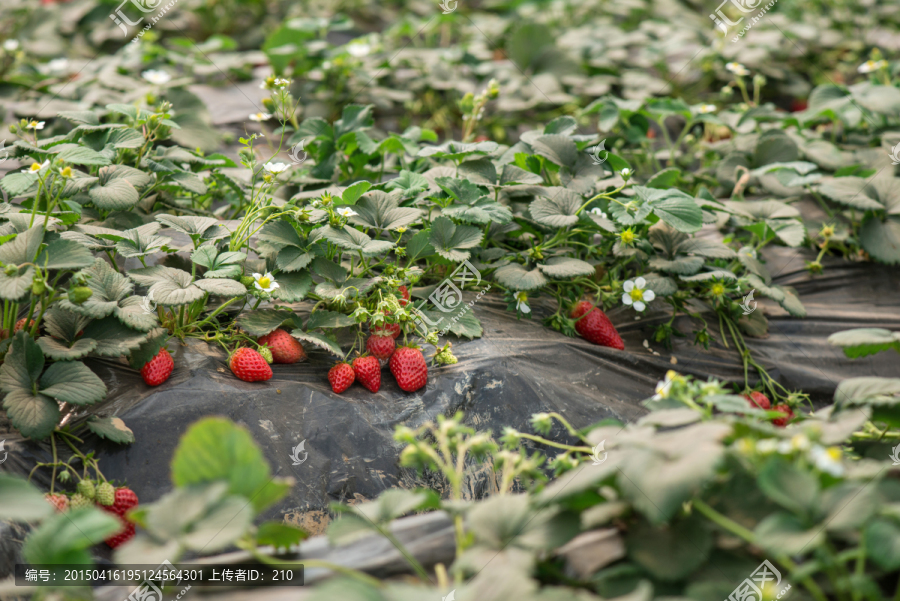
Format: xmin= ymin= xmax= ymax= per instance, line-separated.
xmin=629 ymin=288 xmax=644 ymax=302
xmin=29 ymin=163 xmax=42 ymax=171
xmin=620 ymin=229 xmax=634 ymax=244
xmin=826 ymin=447 xmax=842 ymax=461
xmin=29 ymin=121 xmax=38 ymax=127
xmin=61 ymin=167 xmax=72 ymax=178
xmin=711 ymin=283 xmax=725 ymax=296
xmin=257 ymin=276 xmax=271 ymax=288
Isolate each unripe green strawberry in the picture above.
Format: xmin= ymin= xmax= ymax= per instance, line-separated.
xmin=77 ymin=479 xmax=95 ymax=500
xmin=31 ymin=278 xmax=46 ymax=295
xmin=258 ymin=346 xmax=273 ymax=364
xmin=435 ymin=350 xmax=458 ymax=365
xmin=240 ymin=276 xmax=255 ymax=287
xmin=70 ymin=493 xmax=93 ymax=509
xmin=96 ymin=482 xmax=115 ymax=506
xmin=68 ymin=286 xmax=93 ymax=305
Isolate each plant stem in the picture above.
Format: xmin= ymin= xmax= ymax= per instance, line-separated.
xmin=693 ymin=499 xmax=829 ymax=601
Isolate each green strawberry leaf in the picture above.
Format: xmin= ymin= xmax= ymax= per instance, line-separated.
xmin=429 ymin=216 xmax=482 ymax=261
xmin=39 ymin=361 xmax=107 ymax=406
xmin=171 ymin=417 xmax=291 ymax=513
xmin=291 ymin=330 xmax=343 ymax=357
xmin=827 ymin=328 xmax=900 ymax=359
xmin=349 ymin=191 xmax=423 ymax=230
xmin=236 ymin=310 xmax=297 ymax=337
xmin=86 ymin=416 xmax=135 ymax=445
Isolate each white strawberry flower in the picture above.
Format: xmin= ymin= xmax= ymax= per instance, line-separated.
xmin=651 ymin=370 xmax=678 ymax=401
xmin=142 ymin=69 xmax=171 ymax=85
xmin=274 ymin=78 xmax=291 ymax=88
xmin=756 ymin=439 xmax=779 ymax=454
xmin=336 ymin=207 xmax=358 ymax=218
xmin=622 ymin=277 xmax=655 ymax=312
xmin=264 ymin=162 xmax=290 ymax=174
xmin=697 ymin=104 xmax=717 ymax=114
xmin=810 ymin=445 xmax=844 ymax=477
xmin=347 ymin=42 xmax=371 ymax=57
xmin=250 ymin=112 xmax=273 ymax=122
xmin=23 ymin=160 xmax=49 ymax=173
xmin=726 ymin=62 xmax=750 ymax=77
xmin=515 ymin=291 xmax=531 ymax=314
xmin=4 ymin=40 xmax=19 ymax=52
xmin=252 ymin=272 xmax=280 ymax=293
xmin=27 ymin=120 xmax=45 ymax=130
xmin=620 ymin=167 xmax=631 ymax=178
xmin=858 ymin=60 xmax=887 ymax=74
xmin=590 ymin=207 xmax=608 ymax=219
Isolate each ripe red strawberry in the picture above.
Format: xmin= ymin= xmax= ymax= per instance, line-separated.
xmin=141 ymin=348 xmax=174 ymax=386
xmin=772 ymin=404 xmax=794 ymax=427
xmin=45 ymin=493 xmax=68 ymax=513
xmin=14 ymin=318 xmax=35 ymax=333
xmin=352 ymin=356 xmax=381 ymax=393
xmin=366 ymin=333 xmax=395 ymax=361
xmin=743 ymin=391 xmax=772 ymax=410
xmin=328 ymin=362 xmax=355 ymax=393
xmin=257 ymin=329 xmax=307 ymax=364
xmin=389 ymin=346 xmax=428 ymax=392
xmin=99 ymin=487 xmax=138 ymax=517
xmin=398 ymin=286 xmax=410 ymax=306
xmin=114 ymin=487 xmax=139 ymax=514
xmin=229 ymin=348 xmax=273 ymax=382
xmin=100 ymin=487 xmax=138 ymax=548
xmin=570 ymin=301 xmax=624 ymax=350
xmin=372 ymin=322 xmax=401 ymax=339
xmin=105 ymin=522 xmax=135 ymax=548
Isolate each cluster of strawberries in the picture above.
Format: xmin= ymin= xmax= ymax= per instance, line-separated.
xmin=227 ymin=327 xmax=308 ymax=382
xmin=328 ymin=286 xmax=428 ymax=394
xmin=744 ymin=391 xmax=795 ymax=427
xmin=45 ymin=480 xmax=139 ymax=548
xmin=139 ymin=286 xmax=429 ymax=394
xmin=139 ymin=324 xmax=307 ymax=387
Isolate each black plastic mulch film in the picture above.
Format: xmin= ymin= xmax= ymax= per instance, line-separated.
xmin=2 ymin=245 xmax=899 ymax=533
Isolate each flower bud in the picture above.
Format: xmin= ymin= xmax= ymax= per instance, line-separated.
xmin=68 ymin=286 xmax=93 ymax=304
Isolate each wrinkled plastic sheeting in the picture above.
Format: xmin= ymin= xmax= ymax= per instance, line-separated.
xmin=1 ymin=296 xmax=652 ymax=529
xmin=2 ymin=247 xmax=899 ymax=530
